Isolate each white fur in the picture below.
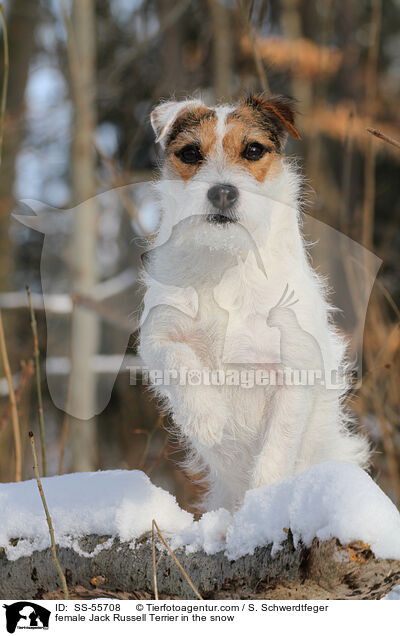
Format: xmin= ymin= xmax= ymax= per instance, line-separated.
xmin=139 ymin=99 xmax=370 ymax=512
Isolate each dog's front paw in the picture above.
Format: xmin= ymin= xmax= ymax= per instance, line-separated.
xmin=175 ymin=393 xmax=228 ymax=447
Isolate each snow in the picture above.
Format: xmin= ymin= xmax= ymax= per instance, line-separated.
xmin=223 ymin=462 xmax=400 ymax=561
xmin=385 ymin=585 xmax=400 ymax=600
xmin=0 ymin=470 xmax=192 ymax=561
xmin=2 ymin=461 xmax=400 ymax=571
xmin=171 ymin=509 xmax=232 ymax=555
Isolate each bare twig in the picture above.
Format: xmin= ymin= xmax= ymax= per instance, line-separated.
xmin=237 ymin=0 xmax=269 ymax=93
xmin=362 ymin=131 xmax=377 ymax=249
xmin=0 ymin=359 xmax=34 ymax=432
xmin=138 ymin=415 xmax=163 ymax=471
xmin=27 ymin=286 xmax=47 ymax=477
xmin=340 ymin=107 xmax=355 ymax=233
xmin=29 ymin=431 xmax=69 ymax=600
xmin=0 ymin=311 xmax=21 ymax=481
xmin=151 ymin=520 xmax=158 ymax=600
xmin=374 ymin=278 xmax=400 ymax=322
xmin=146 ymin=435 xmax=169 ymax=476
xmin=0 ymin=3 xmax=9 ymax=166
xmin=152 ymin=518 xmax=203 ymax=600
xmin=362 ymin=0 xmax=382 ymax=250
xmin=366 ymin=127 xmax=400 ymax=151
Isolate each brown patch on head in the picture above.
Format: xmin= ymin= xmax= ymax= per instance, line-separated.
xmin=165 ymin=105 xmax=217 ymax=181
xmin=223 ymin=94 xmax=300 ymax=182
xmin=245 ymin=94 xmax=301 ymax=141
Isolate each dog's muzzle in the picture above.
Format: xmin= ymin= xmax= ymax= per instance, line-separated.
xmin=207 ymin=183 xmax=238 ymax=224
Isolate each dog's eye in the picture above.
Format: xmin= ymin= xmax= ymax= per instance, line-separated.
xmin=176 ymin=145 xmax=203 ymax=164
xmin=242 ymin=142 xmax=267 ymax=161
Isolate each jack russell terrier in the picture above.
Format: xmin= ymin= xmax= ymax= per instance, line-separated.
xmin=139 ymin=94 xmax=370 ymax=512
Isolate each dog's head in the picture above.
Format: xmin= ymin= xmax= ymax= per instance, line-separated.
xmin=150 ymin=94 xmax=300 ymax=234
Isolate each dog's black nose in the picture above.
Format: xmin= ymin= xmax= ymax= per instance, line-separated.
xmin=207 ymin=184 xmax=239 ymax=210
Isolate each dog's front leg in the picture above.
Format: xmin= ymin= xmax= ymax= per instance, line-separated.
xmin=251 ymin=385 xmax=314 ymax=488
xmin=139 ymin=305 xmax=228 ymax=447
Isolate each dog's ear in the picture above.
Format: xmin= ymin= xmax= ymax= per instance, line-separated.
xmin=150 ymin=99 xmax=203 ymax=146
xmin=245 ymin=94 xmax=301 ymax=145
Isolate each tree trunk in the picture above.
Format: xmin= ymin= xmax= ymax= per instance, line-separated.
xmin=0 ymin=0 xmax=40 ymax=292
xmin=67 ymin=0 xmax=99 ymax=471
xmin=209 ymin=0 xmax=232 ymax=101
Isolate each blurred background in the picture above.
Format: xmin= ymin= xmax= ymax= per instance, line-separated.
xmin=0 ymin=0 xmax=399 ymax=513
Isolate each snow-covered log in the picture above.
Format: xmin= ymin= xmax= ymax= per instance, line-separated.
xmin=1 ymin=464 xmax=400 ymax=600
xmin=1 ymin=532 xmax=400 ymax=600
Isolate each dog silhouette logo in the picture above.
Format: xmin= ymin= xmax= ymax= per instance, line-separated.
xmin=12 ymin=189 xmax=139 ymax=419
xmin=3 ymin=602 xmax=50 ymax=633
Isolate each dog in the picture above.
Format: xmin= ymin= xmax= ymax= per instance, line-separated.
xmin=138 ymin=94 xmax=370 ymax=512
